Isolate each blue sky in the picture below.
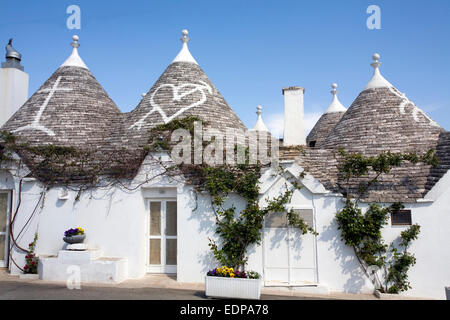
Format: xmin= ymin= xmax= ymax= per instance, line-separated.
xmin=1 ymin=0 xmax=450 ymax=134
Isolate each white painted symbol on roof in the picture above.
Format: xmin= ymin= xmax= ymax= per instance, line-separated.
xmin=129 ymin=81 xmax=212 ymax=130
xmin=388 ymin=86 xmax=440 ymax=128
xmin=13 ymin=76 xmax=73 ymax=136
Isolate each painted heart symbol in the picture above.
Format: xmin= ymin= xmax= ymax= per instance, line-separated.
xmin=129 ymin=81 xmax=212 ymax=130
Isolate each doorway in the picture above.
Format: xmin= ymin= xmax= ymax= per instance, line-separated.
xmin=263 ymin=208 xmax=317 ymax=286
xmin=147 ymin=199 xmax=177 ymax=274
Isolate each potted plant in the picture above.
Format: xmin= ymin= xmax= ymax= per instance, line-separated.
xmin=63 ymin=227 xmax=86 ymax=244
xmin=205 ymin=266 xmax=261 ymax=300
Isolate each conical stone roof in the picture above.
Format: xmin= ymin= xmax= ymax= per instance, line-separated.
xmin=296 ymin=54 xmax=446 ymax=202
xmin=307 ymin=83 xmax=346 ymax=148
xmin=2 ymin=36 xmax=122 ymax=149
xmin=123 ymin=30 xmax=246 ymax=148
xmin=321 ymin=54 xmax=444 ymax=154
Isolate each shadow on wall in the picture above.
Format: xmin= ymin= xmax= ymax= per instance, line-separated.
xmin=319 ymin=199 xmax=371 ymax=293
xmin=187 ymin=191 xmax=217 ymax=274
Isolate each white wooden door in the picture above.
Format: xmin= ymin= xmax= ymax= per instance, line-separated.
xmin=263 ymin=209 xmax=317 ymax=286
xmin=147 ymin=200 xmax=177 ymax=274
xmin=0 ymin=192 xmax=11 ymax=268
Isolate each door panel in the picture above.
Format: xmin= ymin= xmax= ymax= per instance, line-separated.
xmin=0 ymin=192 xmax=10 ymax=267
xmin=147 ymin=199 xmax=177 ymax=274
xmin=263 ymin=209 xmax=317 ymax=286
xmin=149 ymin=239 xmax=161 ymax=264
xmin=150 ymin=202 xmax=161 ymax=236
xmin=166 ymin=239 xmax=177 ymax=265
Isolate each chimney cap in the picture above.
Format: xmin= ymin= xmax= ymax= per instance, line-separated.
xmin=282 ymin=86 xmax=305 ymax=95
xmin=2 ymin=38 xmax=24 ymax=70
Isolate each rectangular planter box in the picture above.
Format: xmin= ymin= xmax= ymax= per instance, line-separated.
xmin=374 ymin=289 xmax=402 ymax=300
xmin=205 ymin=276 xmax=261 ymax=300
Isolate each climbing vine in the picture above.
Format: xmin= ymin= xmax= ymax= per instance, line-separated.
xmin=335 ymin=148 xmax=438 ymax=293
xmin=1 ymin=116 xmax=317 ymax=275
xmin=197 ymin=163 xmax=317 ymax=271
xmin=143 ymin=117 xmax=317 ymax=272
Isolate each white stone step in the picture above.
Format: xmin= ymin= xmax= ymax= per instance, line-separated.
xmin=38 ymin=250 xmax=128 ymax=284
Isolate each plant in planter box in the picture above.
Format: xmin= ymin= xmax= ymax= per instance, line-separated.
xmin=207 ymin=266 xmax=260 ymax=279
xmin=205 ymin=266 xmax=261 ymax=299
xmin=63 ymin=227 xmax=85 ymax=244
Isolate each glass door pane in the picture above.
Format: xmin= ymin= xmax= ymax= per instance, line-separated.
xmin=166 ymin=239 xmax=177 ymax=265
xmin=165 ymin=201 xmax=177 ymax=236
xmin=149 ymin=239 xmax=161 ymax=264
xmin=150 ymin=202 xmax=161 ymax=236
xmin=0 ymin=193 xmax=8 ymax=262
xmin=0 ymin=193 xmax=7 ymax=232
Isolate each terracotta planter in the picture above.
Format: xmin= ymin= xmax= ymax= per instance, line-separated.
xmin=205 ymin=276 xmax=261 ymax=300
xmin=63 ymin=234 xmax=85 ymax=244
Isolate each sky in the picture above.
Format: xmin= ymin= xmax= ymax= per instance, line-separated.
xmin=1 ymin=0 xmax=450 ymax=136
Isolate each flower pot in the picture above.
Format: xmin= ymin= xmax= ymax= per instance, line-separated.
xmin=205 ymin=276 xmax=261 ymax=300
xmin=63 ymin=234 xmax=85 ymax=244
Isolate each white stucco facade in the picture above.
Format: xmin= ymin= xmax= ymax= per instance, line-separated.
xmin=2 ymin=157 xmax=450 ymax=299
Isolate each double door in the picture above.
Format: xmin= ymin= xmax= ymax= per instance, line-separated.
xmin=147 ymin=200 xmax=177 ymax=273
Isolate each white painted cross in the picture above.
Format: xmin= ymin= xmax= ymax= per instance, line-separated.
xmin=13 ymin=76 xmax=73 ymax=136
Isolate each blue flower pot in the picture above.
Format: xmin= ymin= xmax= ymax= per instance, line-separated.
xmin=63 ymin=234 xmax=85 ymax=244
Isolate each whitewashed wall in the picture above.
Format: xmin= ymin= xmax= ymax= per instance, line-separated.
xmin=3 ymin=159 xmax=450 ymax=299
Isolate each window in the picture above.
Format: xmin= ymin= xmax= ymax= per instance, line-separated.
xmin=309 ymin=141 xmax=316 ymax=148
xmin=264 ymin=209 xmax=314 ymax=228
xmin=391 ymin=210 xmax=412 ymax=226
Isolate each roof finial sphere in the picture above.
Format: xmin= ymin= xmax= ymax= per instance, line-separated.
xmin=332 ymin=83 xmax=338 ymax=89
xmin=72 ymin=35 xmax=79 ymax=42
xmin=180 ymin=29 xmax=190 ymax=43
xmin=373 ymin=53 xmax=380 ymax=61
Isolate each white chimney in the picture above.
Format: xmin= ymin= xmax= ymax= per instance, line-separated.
xmin=282 ymin=86 xmax=305 ymax=146
xmin=0 ymin=39 xmax=29 ymax=127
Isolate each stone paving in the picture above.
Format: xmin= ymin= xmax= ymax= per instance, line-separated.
xmin=0 ymin=269 xmax=368 ymax=300
xmin=0 ymin=269 xmax=429 ymax=300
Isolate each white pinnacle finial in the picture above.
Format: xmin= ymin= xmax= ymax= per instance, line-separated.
xmin=60 ymin=34 xmax=88 ymax=69
xmin=325 ymin=83 xmax=347 ymax=114
xmin=371 ymin=52 xmax=381 ymax=69
xmin=181 ymin=29 xmax=190 ymax=43
xmin=71 ymin=35 xmax=80 ymax=48
xmin=364 ymin=52 xmax=393 ymax=90
xmin=251 ymin=105 xmax=269 ymax=132
xmin=172 ymin=29 xmax=198 ymax=65
xmin=331 ymin=83 xmax=338 ymax=95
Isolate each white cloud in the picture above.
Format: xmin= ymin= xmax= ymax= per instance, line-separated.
xmin=264 ymin=112 xmax=322 ymax=138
